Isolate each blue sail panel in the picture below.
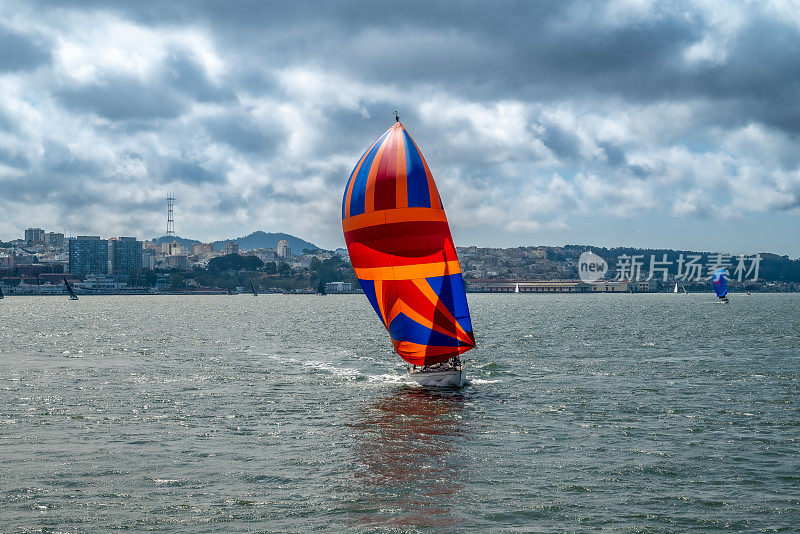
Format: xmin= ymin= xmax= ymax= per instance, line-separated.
xmin=712 ymin=268 xmax=728 ymax=297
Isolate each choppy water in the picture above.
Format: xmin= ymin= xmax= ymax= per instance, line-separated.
xmin=1 ymin=293 xmax=798 ymax=532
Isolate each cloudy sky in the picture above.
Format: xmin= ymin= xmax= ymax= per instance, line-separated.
xmin=1 ymin=1 xmax=799 ymax=255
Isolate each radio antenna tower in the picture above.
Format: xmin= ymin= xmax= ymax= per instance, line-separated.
xmin=166 ymin=193 xmax=175 ymax=237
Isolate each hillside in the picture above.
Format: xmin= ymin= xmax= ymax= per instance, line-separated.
xmin=151 ymin=231 xmax=319 ymax=254
xmin=151 ymin=235 xmax=202 ymax=248
xmin=210 ymin=231 xmax=318 ymax=254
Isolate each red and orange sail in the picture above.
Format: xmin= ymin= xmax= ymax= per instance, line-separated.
xmin=342 ymin=121 xmax=475 ymax=366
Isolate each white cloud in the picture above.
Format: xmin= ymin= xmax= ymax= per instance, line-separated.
xmin=0 ymin=0 xmax=798 ymax=255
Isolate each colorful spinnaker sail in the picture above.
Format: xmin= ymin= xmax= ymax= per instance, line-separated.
xmin=341 ymin=120 xmax=475 ymax=366
xmin=712 ymin=268 xmax=728 ymax=298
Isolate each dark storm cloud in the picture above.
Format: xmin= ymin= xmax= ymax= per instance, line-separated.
xmin=204 ymin=112 xmax=282 ymax=154
xmin=2 ymin=0 xmax=800 ymax=252
xmin=54 ymin=48 xmax=233 ymax=121
xmin=26 ymin=0 xmax=800 ymax=132
xmin=163 ymin=49 xmax=234 ymax=103
xmin=597 ymin=142 xmax=626 ymax=167
xmin=0 ymin=105 xmax=16 ymax=132
xmin=0 ymin=171 xmax=104 ymax=205
xmin=211 ymin=184 xmax=305 ymax=214
xmin=57 ymin=77 xmax=187 ymax=120
xmin=41 ymin=141 xmax=104 ymax=175
xmin=0 ymin=146 xmax=29 ymax=169
xmin=310 ymin=105 xmax=398 ymax=156
xmin=541 ymin=124 xmax=582 ymax=161
xmin=113 ymin=0 xmax=799 ymax=137
xmin=165 ymin=158 xmax=225 ymax=185
xmin=0 ymin=26 xmax=51 ymax=71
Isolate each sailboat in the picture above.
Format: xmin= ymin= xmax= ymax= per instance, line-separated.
xmin=514 ymin=283 xmax=520 ymax=294
xmin=63 ymin=277 xmax=79 ymax=300
xmin=341 ymin=116 xmax=476 ymax=387
xmin=673 ymin=282 xmax=678 ymax=293
xmin=250 ymin=281 xmax=258 ymax=296
xmin=712 ymin=268 xmax=729 ymax=303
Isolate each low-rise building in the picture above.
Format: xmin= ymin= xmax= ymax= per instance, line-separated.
xmin=76 ymin=274 xmax=128 ymax=291
xmin=627 ymin=279 xmax=658 ymax=292
xmin=325 ymin=281 xmax=352 ymax=293
xmin=251 ymin=248 xmax=278 ymax=262
xmin=466 ymin=279 xmax=629 ymax=292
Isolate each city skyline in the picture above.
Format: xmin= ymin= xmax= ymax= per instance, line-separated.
xmin=1 ymin=2 xmax=799 ymax=256
xmin=6 ymin=221 xmax=798 ymax=260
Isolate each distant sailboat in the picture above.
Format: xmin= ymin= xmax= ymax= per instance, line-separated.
xmin=341 ymin=117 xmax=475 ymax=387
xmin=64 ymin=277 xmax=79 ymax=300
xmin=250 ymin=282 xmax=258 ymax=296
xmin=673 ymin=282 xmax=679 ymax=293
xmin=712 ymin=268 xmax=729 ymax=303
xmin=514 ymin=283 xmax=520 ymax=294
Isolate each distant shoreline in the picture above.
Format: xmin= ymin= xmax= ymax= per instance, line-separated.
xmin=1 ymin=290 xmax=796 ymax=296
xmin=0 ymin=290 xmax=364 ymax=296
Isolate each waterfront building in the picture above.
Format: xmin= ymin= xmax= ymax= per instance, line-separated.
xmin=628 ymin=280 xmax=658 ymax=292
xmin=14 ymin=263 xmax=64 ymax=277
xmin=277 ymin=240 xmax=290 ymax=258
xmin=68 ymin=236 xmax=108 ymax=277
xmin=24 ymin=228 xmax=45 ymax=244
xmin=77 ymin=274 xmax=128 ymax=291
xmin=155 ymin=273 xmax=170 ymax=288
xmin=589 ymin=281 xmax=630 ymax=292
xmin=39 ymin=273 xmax=72 ymax=285
xmin=466 ymin=280 xmax=630 ymax=293
xmin=325 ymin=281 xmax=352 ymax=293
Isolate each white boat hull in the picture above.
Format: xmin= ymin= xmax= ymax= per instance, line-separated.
xmin=408 ymin=368 xmax=465 ymax=387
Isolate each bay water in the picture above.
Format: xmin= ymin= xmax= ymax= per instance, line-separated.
xmin=1 ymin=294 xmax=798 ymax=532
